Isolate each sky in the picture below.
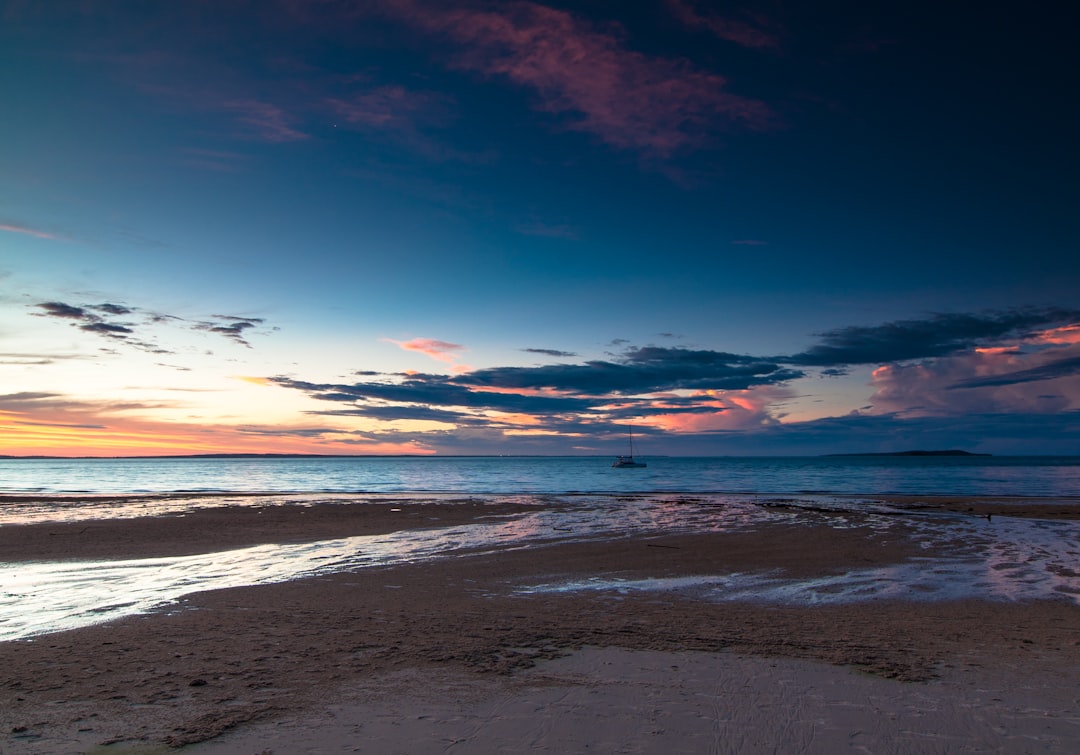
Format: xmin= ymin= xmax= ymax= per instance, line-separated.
xmin=2 ymin=0 xmax=1079 ymax=457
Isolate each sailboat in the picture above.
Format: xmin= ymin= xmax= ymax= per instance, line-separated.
xmin=612 ymin=424 xmax=647 ymax=468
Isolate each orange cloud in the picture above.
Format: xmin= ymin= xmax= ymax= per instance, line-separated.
xmin=726 ymin=395 xmax=759 ymax=412
xmin=484 ymin=411 xmax=542 ymax=426
xmin=1034 ymin=324 xmax=1080 ymax=345
xmin=384 ymin=337 xmax=466 ymax=364
xmin=232 ymin=375 xmax=274 ymax=386
xmin=504 ymin=428 xmax=581 ymax=437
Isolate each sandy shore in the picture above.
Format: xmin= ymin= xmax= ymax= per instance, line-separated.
xmin=2 ymin=498 xmax=1078 ymax=752
xmin=187 ymin=646 xmax=1079 ymax=754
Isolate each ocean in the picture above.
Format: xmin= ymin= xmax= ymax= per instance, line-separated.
xmin=3 ymin=454 xmax=1080 ymax=497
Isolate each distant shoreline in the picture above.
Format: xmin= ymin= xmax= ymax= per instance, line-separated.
xmin=823 ymin=450 xmax=992 ymax=457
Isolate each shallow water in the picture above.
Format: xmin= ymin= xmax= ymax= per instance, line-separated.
xmin=4 ymin=455 xmax=1080 ymax=496
xmin=2 ymin=495 xmax=1077 ymax=642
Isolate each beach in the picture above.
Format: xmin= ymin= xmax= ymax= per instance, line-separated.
xmin=2 ymin=496 xmax=1079 ymax=752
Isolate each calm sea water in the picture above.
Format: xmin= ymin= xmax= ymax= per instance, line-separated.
xmin=2 ymin=455 xmax=1080 ymax=497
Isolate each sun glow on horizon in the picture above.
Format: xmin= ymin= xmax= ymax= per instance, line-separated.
xmin=0 ymin=416 xmax=438 ymax=457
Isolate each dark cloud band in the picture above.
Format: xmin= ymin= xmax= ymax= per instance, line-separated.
xmin=789 ymin=308 xmax=1080 ymax=366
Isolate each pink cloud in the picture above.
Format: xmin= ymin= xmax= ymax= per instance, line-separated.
xmin=666 ymin=0 xmax=780 ymax=50
xmin=1034 ymin=324 xmax=1080 ymax=345
xmin=869 ymin=345 xmax=1080 ymax=416
xmin=0 ymin=222 xmax=60 ymax=241
xmin=222 ymin=100 xmax=309 ymax=143
xmin=385 ymin=337 xmax=467 ymax=365
xmin=647 ymin=386 xmax=793 ymax=432
xmin=382 ymin=0 xmax=771 ymax=156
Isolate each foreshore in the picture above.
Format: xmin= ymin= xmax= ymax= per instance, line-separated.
xmin=2 ymin=496 xmax=1078 ymax=752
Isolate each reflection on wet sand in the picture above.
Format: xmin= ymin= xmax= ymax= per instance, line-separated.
xmin=1 ymin=494 xmax=1078 ymax=642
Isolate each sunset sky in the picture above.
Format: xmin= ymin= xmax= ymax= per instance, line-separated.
xmin=2 ymin=1 xmax=1078 ymax=457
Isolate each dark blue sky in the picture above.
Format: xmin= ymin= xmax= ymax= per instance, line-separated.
xmin=2 ymin=0 xmax=1078 ymax=456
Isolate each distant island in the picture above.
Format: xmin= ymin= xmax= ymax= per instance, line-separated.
xmin=824 ymin=450 xmax=992 ymax=457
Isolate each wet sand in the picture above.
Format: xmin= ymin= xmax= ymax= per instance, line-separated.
xmin=839 ymin=493 xmax=1080 ymax=520
xmin=1 ymin=497 xmax=1078 ymax=752
xmin=0 ymin=497 xmax=529 ymax=560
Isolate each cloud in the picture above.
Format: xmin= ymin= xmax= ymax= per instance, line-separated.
xmin=385 ymin=337 xmax=467 ymax=365
xmin=222 ymin=99 xmax=309 ymax=142
xmin=94 ymin=303 xmax=134 ymax=316
xmin=14 ymin=420 xmax=108 ymax=430
xmin=269 ymin=344 xmax=804 ymax=444
xmin=233 ymin=375 xmax=275 ymax=386
xmin=259 ymin=308 xmax=1080 ymax=454
xmin=673 ymin=410 xmax=1080 ymax=456
xmin=309 ymin=404 xmax=471 ymax=424
xmin=0 ymin=222 xmax=62 ymax=241
xmin=195 ymin=315 xmax=266 ymax=347
xmin=867 ymin=345 xmax=1080 ymax=416
xmin=34 ymin=300 xmax=270 ymax=351
xmin=731 ymin=239 xmax=767 ymax=246
xmin=460 ymin=346 xmax=801 ymax=395
xmin=0 ymin=391 xmax=62 ymax=404
xmin=949 ymin=355 xmax=1080 ymax=390
xmin=1034 ymin=324 xmax=1080 ymax=345
xmin=80 ymin=321 xmax=136 ymax=336
xmin=35 ymin=301 xmax=142 ymax=344
xmin=0 ymin=390 xmax=171 ymax=416
xmin=648 ymin=384 xmax=799 ymax=433
xmin=666 ymin=0 xmax=780 ymax=50
xmin=38 ymin=301 xmax=89 ymax=319
xmin=0 ymin=351 xmax=89 ymax=365
xmin=790 ymin=308 xmax=1080 ymax=366
xmin=523 ymin=348 xmax=578 ymax=357
xmin=383 ymin=0 xmax=771 ymax=156
xmin=271 ymin=375 xmax=597 ymax=415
